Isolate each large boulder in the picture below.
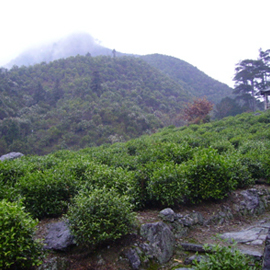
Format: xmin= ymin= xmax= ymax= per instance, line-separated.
xmin=44 ymin=221 xmax=75 ymax=251
xmin=159 ymin=208 xmax=176 ymax=222
xmin=140 ymin=221 xmax=175 ymax=264
xmin=233 ymin=188 xmax=268 ymax=216
xmin=0 ymin=152 xmax=24 ymax=161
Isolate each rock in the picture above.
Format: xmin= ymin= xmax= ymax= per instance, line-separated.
xmin=37 ymin=257 xmax=69 ymax=270
xmin=184 ymin=254 xmax=204 ymax=265
xmin=250 ymin=239 xmax=264 ymax=245
xmin=125 ymin=248 xmax=141 ymax=270
xmin=140 ymin=221 xmax=175 ymax=264
xmin=205 ymin=205 xmax=233 ymax=225
xmin=238 ymin=248 xmax=263 ymax=261
xmin=44 ymin=221 xmax=75 ymax=251
xmin=241 ymin=189 xmax=260 ymax=209
xmin=263 ymin=228 xmax=270 ymax=269
xmin=181 ymin=243 xmax=206 ymax=253
xmin=178 ymin=212 xmax=204 ymax=227
xmin=159 ymin=208 xmax=175 ymax=222
xmin=0 ymin=152 xmax=24 ymax=161
xmin=220 ymin=227 xmax=263 ymax=243
xmin=238 ymin=188 xmax=266 ymax=215
xmin=172 ymin=222 xmax=189 ymax=239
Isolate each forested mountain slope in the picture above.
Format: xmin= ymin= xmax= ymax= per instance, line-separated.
xmin=141 ymin=54 xmax=233 ymax=104
xmin=0 ymin=55 xmax=191 ymax=155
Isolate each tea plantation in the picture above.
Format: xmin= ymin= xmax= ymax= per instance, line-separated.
xmin=1 ymin=110 xmax=270 ymax=268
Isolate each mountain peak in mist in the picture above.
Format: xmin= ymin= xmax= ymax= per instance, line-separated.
xmin=6 ymin=32 xmax=115 ymax=68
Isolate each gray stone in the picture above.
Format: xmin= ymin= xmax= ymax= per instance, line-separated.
xmin=220 ymin=227 xmax=262 ymax=243
xmin=263 ymin=228 xmax=270 ymax=269
xmin=181 ymin=243 xmax=206 ymax=253
xmin=239 ymin=248 xmax=263 ymax=261
xmin=125 ymin=248 xmax=141 ymax=270
xmin=37 ymin=257 xmax=69 ymax=270
xmin=240 ymin=189 xmax=265 ymax=215
xmin=259 ymin=235 xmax=268 ymax=241
xmin=250 ymin=239 xmax=264 ymax=245
xmin=184 ymin=254 xmax=204 ymax=265
xmin=44 ymin=221 xmax=75 ymax=251
xmin=179 ymin=212 xmax=203 ymax=227
xmin=159 ymin=208 xmax=175 ymax=222
xmin=140 ymin=221 xmax=175 ymax=264
xmin=0 ymin=152 xmax=24 ymax=161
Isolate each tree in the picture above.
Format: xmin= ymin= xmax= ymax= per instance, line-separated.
xmin=214 ymin=97 xmax=243 ymax=119
xmin=91 ymin=70 xmax=102 ymax=96
xmin=33 ymin=81 xmax=46 ymax=104
xmin=183 ymin=97 xmax=213 ymax=124
xmin=233 ymin=59 xmax=260 ymax=111
xmin=233 ymin=49 xmax=270 ymax=111
xmin=257 ymin=48 xmax=270 ymax=90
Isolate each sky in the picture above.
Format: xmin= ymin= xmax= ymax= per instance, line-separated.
xmin=0 ymin=0 xmax=269 ymax=87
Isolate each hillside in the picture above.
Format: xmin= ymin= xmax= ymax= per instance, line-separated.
xmin=5 ymin=33 xmax=233 ymax=106
xmin=1 ymin=110 xmax=270 ymax=269
xmin=141 ymin=54 xmax=233 ymax=104
xmin=0 ymin=55 xmax=191 ymax=155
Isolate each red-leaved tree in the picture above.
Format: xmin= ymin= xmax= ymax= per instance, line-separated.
xmin=183 ymin=97 xmax=213 ymax=124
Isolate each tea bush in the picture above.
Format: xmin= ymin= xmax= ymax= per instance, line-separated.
xmin=147 ymin=161 xmax=189 ymax=206
xmin=0 ymin=200 xmax=42 ymax=269
xmin=228 ymin=156 xmax=253 ymax=188
xmin=82 ymin=163 xmax=136 ymax=198
xmin=184 ymin=148 xmax=237 ymax=203
xmin=17 ymin=168 xmax=78 ymax=218
xmin=67 ymin=187 xmax=135 ymax=247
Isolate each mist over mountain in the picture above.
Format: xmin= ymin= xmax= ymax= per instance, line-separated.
xmin=5 ymin=32 xmax=233 ymax=104
xmin=6 ymin=33 xmax=120 ymax=68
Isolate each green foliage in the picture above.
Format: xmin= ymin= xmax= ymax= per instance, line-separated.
xmin=0 ymin=200 xmax=42 ymax=269
xmin=141 ymin=54 xmax=233 ymax=104
xmin=147 ymin=161 xmax=189 ymax=206
xmin=16 ymin=168 xmax=78 ymax=218
xmin=194 ymin=239 xmax=258 ymax=270
xmin=67 ymin=188 xmax=135 ymax=247
xmin=183 ymin=148 xmax=237 ymax=203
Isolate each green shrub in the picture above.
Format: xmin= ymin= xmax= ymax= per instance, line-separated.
xmin=147 ymin=161 xmax=189 ymax=206
xmin=184 ymin=148 xmax=237 ymax=203
xmin=82 ymin=163 xmax=136 ymax=197
xmin=0 ymin=159 xmax=28 ymax=187
xmin=228 ymin=156 xmax=254 ymax=188
xmin=16 ymin=168 xmax=78 ymax=218
xmin=194 ymin=239 xmax=258 ymax=270
xmin=211 ymin=139 xmax=234 ymax=154
xmin=67 ymin=188 xmax=135 ymax=247
xmin=0 ymin=200 xmax=42 ymax=269
xmin=131 ymin=165 xmax=152 ymax=209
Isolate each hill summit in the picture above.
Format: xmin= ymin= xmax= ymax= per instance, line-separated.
xmin=6 ymin=32 xmax=116 ymax=68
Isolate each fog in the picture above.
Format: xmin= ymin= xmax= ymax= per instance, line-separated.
xmin=1 ymin=0 xmax=270 ymax=87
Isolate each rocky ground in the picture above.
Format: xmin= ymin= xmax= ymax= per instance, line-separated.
xmin=35 ymin=184 xmax=270 ymax=270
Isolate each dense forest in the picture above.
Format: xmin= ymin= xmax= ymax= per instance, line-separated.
xmin=141 ymin=54 xmax=233 ymax=104
xmin=0 ymin=53 xmax=234 ymax=155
